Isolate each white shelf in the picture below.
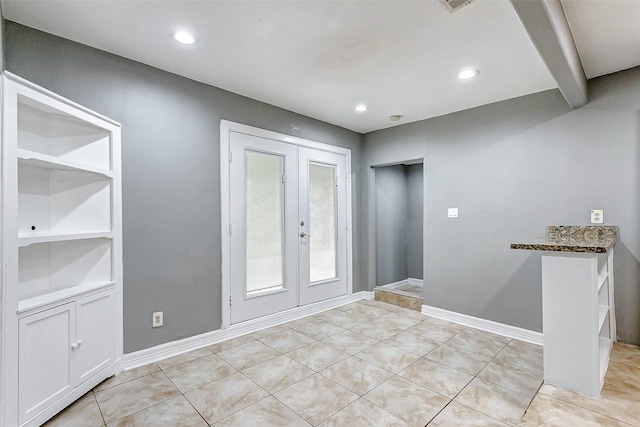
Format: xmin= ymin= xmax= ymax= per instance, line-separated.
xmin=18 ymin=149 xmax=113 ymax=177
xmin=598 ymin=336 xmax=612 ymax=384
xmin=18 ymin=231 xmax=112 ymax=247
xmin=598 ymin=304 xmax=609 ymax=333
xmin=597 ymin=271 xmax=608 ymax=292
xmin=17 ymin=281 xmax=115 ymax=314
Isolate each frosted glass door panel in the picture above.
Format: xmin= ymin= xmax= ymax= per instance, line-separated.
xmin=309 ymin=163 xmax=337 ymax=282
xmin=245 ymin=151 xmax=284 ymax=294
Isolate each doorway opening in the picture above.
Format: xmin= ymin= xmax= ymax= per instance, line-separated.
xmin=372 ymin=162 xmax=424 ymax=310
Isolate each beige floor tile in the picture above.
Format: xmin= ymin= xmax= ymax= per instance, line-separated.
xmin=344 ymin=304 xmax=390 ymax=320
xmin=250 ymin=324 xmax=290 ymax=340
xmin=94 ymin=363 xmax=161 ymax=391
xmin=604 ymin=361 xmax=640 ymax=392
xmin=423 ymin=317 xmax=466 ymax=331
xmin=291 ymin=318 xmax=346 ymax=340
xmin=454 ymin=377 xmax=533 ymax=425
xmin=399 ymin=358 xmax=473 ymax=398
xmin=382 ymin=331 xmax=441 ymax=356
xmin=493 ymin=343 xmax=544 ymax=373
xmin=95 ymin=372 xmax=180 ymax=423
xmin=364 ymin=376 xmax=449 ymax=427
xmin=429 ymin=401 xmax=509 ymax=426
xmin=446 ymin=328 xmax=510 ymax=358
xmin=286 ymin=341 xmax=351 ymax=371
xmin=242 ymin=355 xmax=314 ymax=393
xmin=507 ymin=339 xmax=543 ymax=355
xmin=318 ymin=398 xmax=410 ymax=427
xmin=356 ymin=342 xmax=422 ymax=373
xmin=336 ymin=302 xmax=365 ymax=311
xmin=538 ymin=382 xmax=640 ymax=426
xmin=208 ymin=335 xmax=255 ymax=353
xmin=214 ymin=396 xmax=311 ymax=427
xmin=478 ymin=360 xmax=543 ymax=397
xmin=44 ymin=393 xmax=104 ymax=427
xmin=406 ymin=320 xmax=462 ymax=342
xmin=610 ymin=342 xmax=640 ymax=368
xmin=320 ymin=356 xmax=393 ymax=395
xmin=157 ymin=348 xmax=213 ymax=370
xmin=426 ymin=342 xmax=493 ymax=375
xmin=216 ymin=340 xmax=281 ymax=370
xmin=258 ymin=329 xmax=316 ymax=353
xmin=318 ymin=310 xmax=370 ymax=328
xmin=184 ymin=372 xmax=269 ymax=424
xmin=105 ymin=395 xmax=207 ymax=427
xmin=284 ymin=316 xmax=316 ymax=329
xmin=350 ymin=320 xmax=402 ymax=341
xmin=375 ymin=312 xmax=423 ymax=329
xmin=520 ymin=393 xmax=632 ymax=427
xmin=321 ymin=330 xmax=378 ymax=355
xmin=163 ymin=353 xmax=236 ymax=393
xmin=393 ymin=307 xmax=426 ymax=320
xmin=274 ymin=373 xmax=359 ymax=425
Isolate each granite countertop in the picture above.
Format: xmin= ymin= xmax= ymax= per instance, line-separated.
xmin=511 ymin=225 xmax=618 ymax=254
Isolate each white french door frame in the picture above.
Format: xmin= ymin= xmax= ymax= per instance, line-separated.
xmin=220 ymin=120 xmax=352 ymax=329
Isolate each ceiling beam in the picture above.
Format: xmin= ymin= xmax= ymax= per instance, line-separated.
xmin=511 ymin=0 xmax=587 ymax=108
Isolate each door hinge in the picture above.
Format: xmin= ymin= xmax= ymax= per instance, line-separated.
xmin=229 ymin=224 xmax=232 ymax=236
xmin=228 ymin=152 xmax=232 ymax=162
xmin=282 ymin=174 xmax=286 ymax=183
xmin=229 ymin=296 xmax=232 ymax=306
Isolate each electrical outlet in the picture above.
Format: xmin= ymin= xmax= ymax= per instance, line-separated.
xmin=591 ymin=209 xmax=603 ymax=224
xmin=152 ymin=311 xmax=163 ymax=328
xmin=448 ymin=208 xmax=458 ymax=218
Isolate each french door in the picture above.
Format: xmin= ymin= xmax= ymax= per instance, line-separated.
xmin=228 ymin=131 xmax=348 ymax=324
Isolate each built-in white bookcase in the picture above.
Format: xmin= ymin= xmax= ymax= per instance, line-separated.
xmin=1 ymin=72 xmax=123 ymax=427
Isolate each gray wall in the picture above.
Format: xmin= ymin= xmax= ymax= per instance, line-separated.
xmin=374 ymin=164 xmax=424 ymax=285
xmin=5 ymin=22 xmax=364 ymax=353
xmin=406 ymin=164 xmax=423 ymax=279
xmin=363 ymin=67 xmax=640 ymax=344
xmin=375 ymin=165 xmax=408 ymax=285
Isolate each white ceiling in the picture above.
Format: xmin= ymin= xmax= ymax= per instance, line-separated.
xmin=1 ymin=1 xmax=638 ymax=133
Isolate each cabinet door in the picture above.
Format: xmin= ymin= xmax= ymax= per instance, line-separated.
xmin=18 ymin=303 xmax=75 ymax=424
xmin=74 ymin=290 xmax=114 ymax=384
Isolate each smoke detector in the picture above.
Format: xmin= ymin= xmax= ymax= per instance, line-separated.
xmin=440 ymin=0 xmax=477 ymax=13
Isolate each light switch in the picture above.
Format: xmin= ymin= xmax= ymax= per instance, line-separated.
xmin=591 ymin=209 xmax=603 ymax=224
xmin=448 ymin=208 xmax=458 ymax=218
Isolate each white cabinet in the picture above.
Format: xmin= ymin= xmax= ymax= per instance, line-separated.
xmin=1 ymin=72 xmax=123 ymax=427
xmin=18 ymin=303 xmax=75 ymax=424
xmin=541 ymin=248 xmax=616 ymax=398
xmin=18 ymin=289 xmax=114 ymax=424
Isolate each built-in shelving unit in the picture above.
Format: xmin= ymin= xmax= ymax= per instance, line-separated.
xmin=541 ymin=248 xmax=616 ymax=398
xmin=1 ymin=72 xmax=123 ymax=427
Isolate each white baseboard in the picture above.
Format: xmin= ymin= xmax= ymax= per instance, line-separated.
xmin=122 ymin=291 xmax=370 ymax=370
xmin=378 ymin=278 xmax=423 ymax=290
xmin=378 ymin=279 xmax=409 ymax=289
xmin=421 ymin=304 xmax=543 ymax=345
xmin=407 ymin=278 xmax=423 ymax=287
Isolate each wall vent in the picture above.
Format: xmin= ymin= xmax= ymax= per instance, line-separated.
xmin=440 ymin=0 xmax=477 ymax=13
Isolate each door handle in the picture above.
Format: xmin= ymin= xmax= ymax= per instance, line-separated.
xmin=71 ymin=342 xmax=79 ymax=350
xmin=300 ymin=232 xmax=311 ymax=238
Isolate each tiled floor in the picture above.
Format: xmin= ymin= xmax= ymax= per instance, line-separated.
xmin=44 ymin=299 xmax=640 ymax=427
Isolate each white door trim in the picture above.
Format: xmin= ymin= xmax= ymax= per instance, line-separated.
xmin=220 ymin=120 xmax=353 ymax=329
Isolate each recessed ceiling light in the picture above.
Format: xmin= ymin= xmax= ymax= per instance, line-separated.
xmin=174 ymin=31 xmax=196 ymax=45
xmin=389 ymin=115 xmax=402 ymax=121
xmin=355 ymin=105 xmax=367 ymax=112
xmin=458 ymin=69 xmax=479 ymax=80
